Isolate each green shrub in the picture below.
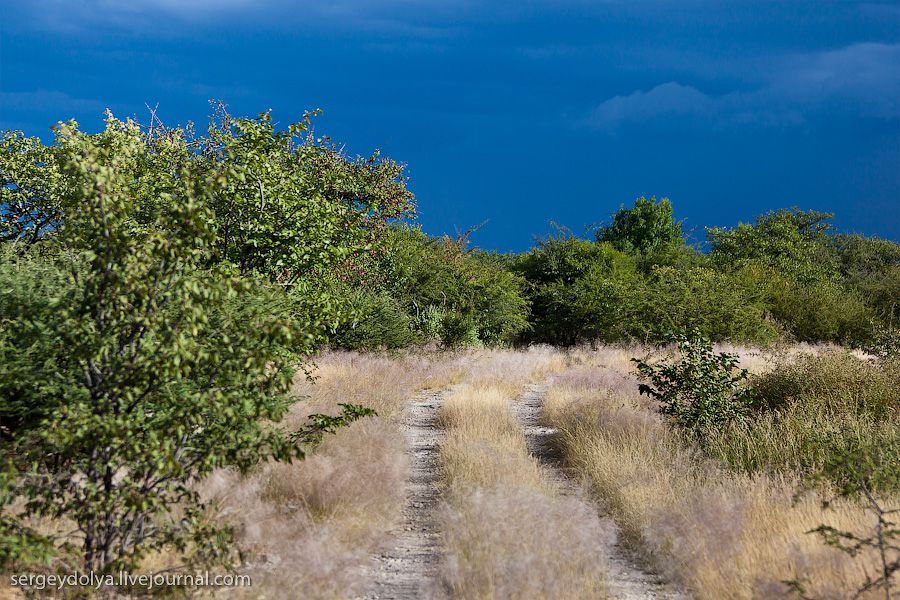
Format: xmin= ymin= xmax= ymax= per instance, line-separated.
xmin=634 ymin=331 xmax=754 ymax=433
xmin=518 ymin=235 xmax=778 ymax=346
xmin=640 ymin=265 xmax=779 ymax=344
xmin=0 ymin=249 xmax=73 ymax=438
xmin=369 ymin=227 xmax=529 ymax=346
xmin=330 ymin=290 xmax=420 ymax=350
xmin=516 ymin=236 xmax=643 ymax=345
xmin=439 ymin=311 xmax=481 ymax=348
xmin=768 ymin=278 xmax=875 ymax=344
xmin=416 ymin=304 xmax=446 ymax=342
xmin=828 ymin=233 xmax=900 ymax=326
xmin=860 ymin=322 xmax=900 ymax=362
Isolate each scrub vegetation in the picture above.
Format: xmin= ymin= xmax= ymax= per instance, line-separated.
xmin=0 ymin=108 xmax=897 ymax=599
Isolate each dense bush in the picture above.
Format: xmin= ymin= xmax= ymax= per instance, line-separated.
xmin=0 ymin=249 xmax=73 ymax=438
xmin=704 ymin=352 xmax=900 ymax=494
xmin=334 ymin=226 xmax=530 ymax=349
xmin=514 ymin=236 xmax=642 ymax=345
xmin=516 ymin=232 xmax=778 ymax=346
xmin=329 ymin=289 xmax=420 ymax=350
xmin=515 ymin=201 xmax=894 ymax=347
xmin=829 ymin=233 xmax=900 ymax=324
xmin=640 ymin=265 xmax=779 ymax=343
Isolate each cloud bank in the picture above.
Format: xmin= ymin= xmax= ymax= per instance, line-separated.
xmin=585 ymin=43 xmax=900 ymax=132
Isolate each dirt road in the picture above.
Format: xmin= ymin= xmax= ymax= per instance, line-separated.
xmin=362 ymin=389 xmax=446 ymax=600
xmin=513 ymin=382 xmax=687 ymax=600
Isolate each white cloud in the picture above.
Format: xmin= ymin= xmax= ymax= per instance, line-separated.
xmin=585 ymin=82 xmax=712 ymax=130
xmin=584 ymin=42 xmax=900 ymax=132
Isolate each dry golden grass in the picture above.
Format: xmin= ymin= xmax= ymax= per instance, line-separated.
xmin=198 ymin=350 xmax=463 ymax=600
xmin=438 ymin=384 xmax=550 ymax=495
xmin=445 ymin=344 xmax=568 ymax=397
xmin=10 ymin=345 xmax=886 ymax=600
xmin=200 ymin=421 xmax=406 ymax=599
xmin=436 ymin=373 xmax=611 ymax=600
xmin=286 ymin=349 xmax=470 ymax=422
xmin=544 ymin=355 xmax=897 ymax=600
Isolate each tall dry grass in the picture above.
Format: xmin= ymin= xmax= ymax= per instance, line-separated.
xmin=199 ymin=350 xmax=466 ymax=600
xmin=544 ymin=353 xmax=897 ymax=600
xmin=436 ymin=349 xmax=613 ymax=600
xmin=451 ymin=345 xmax=568 ymax=391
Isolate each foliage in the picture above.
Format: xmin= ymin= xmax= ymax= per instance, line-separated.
xmin=861 ymin=322 xmax=900 ymax=362
xmin=640 ymin=264 xmax=779 ymax=344
xmin=634 ymin=331 xmax=754 ymax=432
xmin=828 ymin=233 xmax=900 ymax=282
xmin=290 ymin=403 xmax=377 ymax=447
xmin=707 ymin=208 xmax=838 ymax=284
xmin=0 ymin=467 xmax=53 ymax=570
xmin=351 ymin=226 xmax=529 ymax=347
xmin=438 ymin=312 xmax=481 ymax=348
xmin=329 ymin=289 xmax=420 ymax=350
xmin=199 ymin=106 xmax=414 ymax=285
xmin=830 ymin=234 xmax=900 ymax=326
xmin=518 ymin=204 xmax=895 ymax=348
xmin=0 ymin=131 xmax=63 ymax=246
xmin=516 ymin=235 xmax=777 ymax=346
xmin=0 ymin=248 xmax=73 ymax=438
xmin=515 ymin=235 xmax=642 ymax=345
xmin=0 ymin=109 xmax=389 ymax=574
xmin=596 ymin=196 xmax=684 ymax=255
xmin=767 ymin=275 xmax=875 ymax=344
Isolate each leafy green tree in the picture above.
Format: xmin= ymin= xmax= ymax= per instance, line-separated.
xmin=0 ymin=131 xmax=63 ymax=247
xmin=2 ymin=123 xmax=299 ymax=573
xmin=707 ymin=208 xmax=838 ymax=284
xmin=515 ymin=236 xmax=642 ymax=345
xmin=0 ymin=111 xmax=380 ymax=574
xmin=596 ymin=196 xmax=684 ymax=255
xmin=198 ymin=106 xmax=414 ymax=285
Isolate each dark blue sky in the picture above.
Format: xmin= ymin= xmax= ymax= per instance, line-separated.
xmin=2 ymin=1 xmax=898 ymax=251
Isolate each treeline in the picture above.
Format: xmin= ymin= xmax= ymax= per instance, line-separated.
xmin=337 ymin=197 xmax=899 ymax=350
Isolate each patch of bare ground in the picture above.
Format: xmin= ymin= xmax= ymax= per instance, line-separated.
xmin=361 ymin=388 xmax=448 ymax=600
xmin=513 ymin=381 xmax=688 ymax=600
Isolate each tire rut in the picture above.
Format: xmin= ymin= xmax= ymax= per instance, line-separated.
xmin=512 ymin=382 xmax=688 ymax=600
xmin=361 ymin=388 xmax=447 ymax=600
